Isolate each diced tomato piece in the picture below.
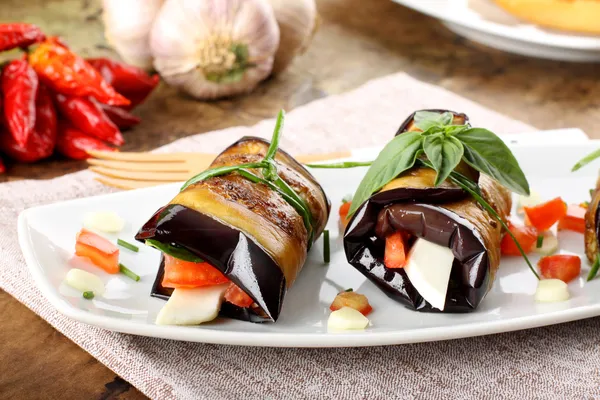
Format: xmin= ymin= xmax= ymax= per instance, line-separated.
xmin=523 ymin=197 xmax=567 ymax=231
xmin=538 ymin=254 xmax=581 ymax=283
xmin=224 ymin=284 xmax=254 ymax=308
xmin=558 ymin=204 xmax=586 ymax=234
xmin=329 ymin=291 xmax=373 ymax=316
xmin=162 ymin=255 xmax=229 ymax=288
xmin=384 ymin=231 xmax=407 ymax=268
xmin=75 ymin=228 xmax=119 ymax=273
xmin=501 ymin=222 xmax=538 ymax=256
xmin=339 ymin=201 xmax=351 ymax=228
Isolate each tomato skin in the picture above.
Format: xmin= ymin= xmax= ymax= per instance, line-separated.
xmin=162 ymin=255 xmax=229 ymax=289
xmin=330 ymin=291 xmax=373 ymax=316
xmin=538 ymin=254 xmax=581 ymax=283
xmin=384 ymin=231 xmax=407 ymax=268
xmin=523 ymin=197 xmax=567 ymax=231
xmin=501 ymin=222 xmax=538 ymax=256
xmin=558 ymin=204 xmax=586 ymax=234
xmin=339 ymin=201 xmax=351 ymax=228
xmin=224 ymin=284 xmax=254 ymax=308
xmin=75 ymin=229 xmax=119 ymax=273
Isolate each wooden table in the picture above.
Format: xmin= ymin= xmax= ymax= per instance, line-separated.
xmin=1 ymin=0 xmax=599 ymax=398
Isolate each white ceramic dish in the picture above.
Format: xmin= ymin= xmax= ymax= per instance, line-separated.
xmin=392 ymin=0 xmax=600 ymax=62
xmin=18 ymin=133 xmax=600 ymax=347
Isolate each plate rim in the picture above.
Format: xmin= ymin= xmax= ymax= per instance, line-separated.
xmin=391 ymin=0 xmax=600 ymax=50
xmin=18 ymin=140 xmax=600 ymax=347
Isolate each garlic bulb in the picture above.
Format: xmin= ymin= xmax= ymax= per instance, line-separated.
xmin=102 ymin=0 xmax=164 ymax=70
xmin=150 ymin=0 xmax=280 ymax=100
xmin=267 ymin=0 xmax=318 ymax=74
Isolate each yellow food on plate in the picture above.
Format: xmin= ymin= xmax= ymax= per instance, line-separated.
xmin=494 ymin=0 xmax=600 ymax=34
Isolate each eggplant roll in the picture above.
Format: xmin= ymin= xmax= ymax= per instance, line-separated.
xmin=585 ymin=178 xmax=600 ymax=263
xmin=344 ymin=110 xmax=512 ymax=312
xmin=136 ymin=137 xmax=330 ymax=323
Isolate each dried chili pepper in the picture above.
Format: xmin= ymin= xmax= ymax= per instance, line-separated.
xmin=56 ymin=122 xmax=116 ymax=160
xmin=0 ymin=23 xmax=45 ymax=52
xmin=0 ymin=85 xmax=57 ymax=163
xmin=1 ymin=59 xmax=38 ymax=147
xmin=54 ymin=94 xmax=124 ymax=146
xmin=87 ymin=58 xmax=159 ymax=108
xmin=99 ymin=104 xmax=141 ymax=130
xmin=29 ymin=38 xmax=130 ymax=106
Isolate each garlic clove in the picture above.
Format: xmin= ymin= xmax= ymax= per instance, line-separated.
xmin=102 ymin=0 xmax=164 ymax=70
xmin=267 ymin=0 xmax=318 ymax=75
xmin=150 ymin=0 xmax=280 ymax=100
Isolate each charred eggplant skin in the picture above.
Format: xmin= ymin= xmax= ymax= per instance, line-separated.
xmin=344 ymin=110 xmax=511 ymax=313
xmin=136 ymin=136 xmax=330 ymax=323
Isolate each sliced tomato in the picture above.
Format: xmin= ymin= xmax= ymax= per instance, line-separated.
xmin=162 ymin=255 xmax=229 ymax=288
xmin=384 ymin=231 xmax=407 ymax=268
xmin=75 ymin=228 xmax=119 ymax=273
xmin=500 ymin=222 xmax=538 ymax=256
xmin=558 ymin=204 xmax=586 ymax=234
xmin=538 ymin=254 xmax=581 ymax=283
xmin=224 ymin=284 xmax=254 ymax=308
xmin=523 ymin=197 xmax=567 ymax=231
xmin=329 ymin=291 xmax=373 ymax=316
xmin=339 ymin=201 xmax=351 ymax=228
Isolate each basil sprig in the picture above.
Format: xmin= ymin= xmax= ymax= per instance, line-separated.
xmin=179 ymin=110 xmax=315 ymax=242
xmin=342 ymin=111 xmax=530 ymax=216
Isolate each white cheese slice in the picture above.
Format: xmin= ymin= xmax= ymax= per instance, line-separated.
xmin=517 ymin=191 xmax=543 ymax=215
xmin=403 ymin=238 xmax=455 ymax=311
xmin=535 ymin=279 xmax=570 ymax=303
xmin=155 ymin=284 xmax=229 ymax=326
xmin=328 ymin=307 xmax=369 ymax=331
xmin=65 ymin=268 xmax=106 ymax=296
xmin=534 ymin=231 xmax=559 ymax=256
xmin=83 ymin=211 xmax=125 ymax=233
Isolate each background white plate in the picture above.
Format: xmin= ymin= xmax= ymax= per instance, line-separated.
xmin=392 ymin=0 xmax=600 ymax=62
xmin=18 ymin=136 xmax=600 ymax=347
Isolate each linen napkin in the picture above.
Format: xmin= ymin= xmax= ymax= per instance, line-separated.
xmin=3 ymin=72 xmax=600 ymax=400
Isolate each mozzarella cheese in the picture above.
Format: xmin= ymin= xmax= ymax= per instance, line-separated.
xmin=155 ymin=284 xmax=229 ymax=326
xmin=517 ymin=191 xmax=543 ymax=215
xmin=65 ymin=268 xmax=106 ymax=296
xmin=534 ymin=231 xmax=559 ymax=256
xmin=328 ymin=307 xmax=369 ymax=331
xmin=403 ymin=238 xmax=455 ymax=311
xmin=535 ymin=279 xmax=570 ymax=303
xmin=83 ymin=211 xmax=125 ymax=233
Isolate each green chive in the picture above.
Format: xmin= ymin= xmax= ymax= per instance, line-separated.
xmin=344 ymin=288 xmax=353 ymax=292
xmin=323 ymin=230 xmax=330 ymax=263
xmin=536 ymin=234 xmax=544 ymax=249
xmin=305 ymin=161 xmax=373 ymax=169
xmin=587 ymin=256 xmax=600 ymax=281
xmin=83 ymin=291 xmax=94 ymax=300
xmin=119 ymin=263 xmax=140 ymax=282
xmin=117 ymin=239 xmax=139 ymax=252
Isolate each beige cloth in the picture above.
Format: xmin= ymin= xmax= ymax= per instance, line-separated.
xmin=3 ymin=73 xmax=599 ymax=399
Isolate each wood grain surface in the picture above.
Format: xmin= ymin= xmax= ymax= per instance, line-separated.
xmin=1 ymin=0 xmax=599 ymax=398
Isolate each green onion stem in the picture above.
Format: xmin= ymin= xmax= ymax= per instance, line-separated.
xmin=83 ymin=291 xmax=94 ymax=300
xmin=344 ymin=288 xmax=353 ymax=292
xmin=536 ymin=235 xmax=544 ymax=249
xmin=587 ymin=256 xmax=600 ymax=281
xmin=305 ymin=161 xmax=373 ymax=169
xmin=323 ymin=230 xmax=330 ymax=263
xmin=119 ymin=263 xmax=140 ymax=282
xmin=117 ymin=239 xmax=139 ymax=252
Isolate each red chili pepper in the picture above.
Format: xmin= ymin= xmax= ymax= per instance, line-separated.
xmin=56 ymin=122 xmax=116 ymax=160
xmin=86 ymin=58 xmax=159 ymax=108
xmin=0 ymin=85 xmax=57 ymax=163
xmin=54 ymin=94 xmax=124 ymax=146
xmin=99 ymin=103 xmax=141 ymax=130
xmin=28 ymin=38 xmax=130 ymax=106
xmin=1 ymin=59 xmax=38 ymax=147
xmin=0 ymin=23 xmax=45 ymax=52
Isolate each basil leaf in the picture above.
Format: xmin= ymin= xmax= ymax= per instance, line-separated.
xmin=414 ymin=111 xmax=453 ymax=131
xmin=455 ymin=128 xmax=530 ymax=196
xmin=145 ymin=239 xmax=204 ymax=263
xmin=423 ymin=134 xmax=464 ymax=186
xmin=180 ymin=161 xmax=265 ymax=191
xmin=348 ymin=131 xmax=423 ymax=216
xmin=572 ymin=148 xmax=600 ymax=172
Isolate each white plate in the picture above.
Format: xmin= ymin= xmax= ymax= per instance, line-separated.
xmin=392 ymin=0 xmax=600 ymax=62
xmin=18 ymin=137 xmax=600 ymax=347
